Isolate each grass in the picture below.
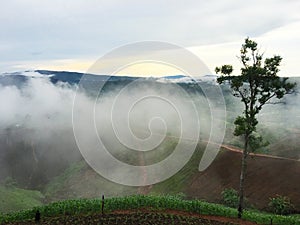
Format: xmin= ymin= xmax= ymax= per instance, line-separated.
xmin=0 ymin=186 xmax=44 ymax=213
xmin=43 ymin=140 xmax=206 ymax=202
xmin=150 ymin=143 xmax=205 ymax=194
xmin=0 ymin=195 xmax=299 ymax=225
xmin=44 ymin=160 xmax=138 ymax=202
xmin=44 ymin=161 xmax=86 ymax=199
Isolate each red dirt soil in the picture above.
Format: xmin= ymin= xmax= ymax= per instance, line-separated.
xmin=3 ymin=209 xmax=258 ymax=225
xmin=112 ymin=208 xmax=258 ymax=225
xmin=186 ymin=145 xmax=300 ymax=210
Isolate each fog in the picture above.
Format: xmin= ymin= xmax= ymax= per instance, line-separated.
xmin=222 ymin=79 xmax=300 ymax=159
xmin=0 ymin=78 xmax=80 ymax=187
xmin=0 ymin=76 xmax=226 ymax=188
xmin=1 ymin=75 xmax=298 ymax=190
xmin=257 ymin=88 xmax=300 ymax=157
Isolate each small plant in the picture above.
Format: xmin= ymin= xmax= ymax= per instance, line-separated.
xmin=221 ymin=188 xmax=239 ymax=208
xmin=268 ymin=195 xmax=294 ymax=215
xmin=172 ymin=192 xmax=186 ymax=200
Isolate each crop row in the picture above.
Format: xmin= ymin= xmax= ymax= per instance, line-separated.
xmin=0 ymin=195 xmax=299 ymax=225
xmin=3 ymin=212 xmax=229 ymax=225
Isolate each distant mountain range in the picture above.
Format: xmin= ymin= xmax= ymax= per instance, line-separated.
xmin=0 ymin=70 xmax=218 ymax=87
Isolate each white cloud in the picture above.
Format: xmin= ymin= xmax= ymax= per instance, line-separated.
xmin=0 ymin=0 xmax=299 ymax=75
xmin=189 ymin=21 xmax=300 ymax=77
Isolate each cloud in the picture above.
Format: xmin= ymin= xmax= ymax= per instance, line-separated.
xmin=0 ymin=0 xmax=299 ymax=74
xmin=0 ymin=75 xmax=227 ymax=186
xmin=189 ymin=20 xmax=300 ymax=77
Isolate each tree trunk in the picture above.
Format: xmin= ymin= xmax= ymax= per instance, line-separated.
xmin=237 ymin=134 xmax=249 ymax=218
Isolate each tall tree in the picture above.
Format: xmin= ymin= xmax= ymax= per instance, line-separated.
xmin=215 ymin=38 xmax=296 ymax=218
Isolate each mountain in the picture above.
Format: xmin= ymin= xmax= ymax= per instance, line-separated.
xmin=157 ymin=75 xmax=197 ymax=84
xmin=0 ymin=70 xmax=218 ymax=86
xmin=1 ymin=70 xmax=297 ymax=87
xmin=152 ymin=74 xmax=217 ymax=84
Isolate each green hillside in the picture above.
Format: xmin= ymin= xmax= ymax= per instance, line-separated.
xmin=0 ymin=186 xmax=44 ymax=213
xmin=44 ymin=160 xmax=138 ymax=202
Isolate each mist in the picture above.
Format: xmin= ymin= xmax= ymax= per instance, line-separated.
xmin=0 ymin=78 xmax=80 ymax=187
xmin=222 ymin=79 xmax=300 ymax=159
xmin=0 ymin=75 xmax=225 ymax=189
xmin=1 ymin=73 xmax=298 ymax=191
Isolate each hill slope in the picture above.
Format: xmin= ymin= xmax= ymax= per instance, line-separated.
xmin=42 ymin=142 xmax=300 ymax=211
xmin=0 ymin=186 xmax=44 ymax=213
xmin=186 ymin=146 xmax=300 ymax=210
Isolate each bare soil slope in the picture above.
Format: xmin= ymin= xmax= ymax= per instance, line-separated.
xmin=186 ymin=146 xmax=300 ymax=210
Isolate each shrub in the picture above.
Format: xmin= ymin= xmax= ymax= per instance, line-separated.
xmin=221 ymin=188 xmax=239 ymax=208
xmin=268 ymin=195 xmax=294 ymax=215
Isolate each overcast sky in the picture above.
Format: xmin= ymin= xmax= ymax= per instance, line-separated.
xmin=1 ymin=0 xmax=299 ymax=76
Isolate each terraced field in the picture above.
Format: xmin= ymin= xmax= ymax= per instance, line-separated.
xmin=2 ymin=210 xmax=258 ymax=225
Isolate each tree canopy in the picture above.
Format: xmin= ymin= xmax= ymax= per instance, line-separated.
xmin=215 ymin=37 xmax=296 ymax=218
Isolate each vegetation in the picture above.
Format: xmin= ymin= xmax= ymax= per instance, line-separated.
xmin=0 ymin=186 xmax=44 ymax=213
xmin=216 ymin=37 xmax=296 ymax=218
xmin=3 ymin=212 xmax=227 ymax=225
xmin=221 ymin=188 xmax=239 ymax=208
xmin=150 ymin=143 xmax=204 ymax=195
xmin=268 ymin=195 xmax=294 ymax=215
xmin=0 ymin=195 xmax=299 ymax=225
xmin=44 ymin=161 xmax=86 ymax=200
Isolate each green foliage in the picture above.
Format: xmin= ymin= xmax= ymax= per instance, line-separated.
xmin=216 ymin=37 xmax=296 ymax=141
xmin=248 ymin=132 xmax=269 ymax=152
xmin=150 ymin=144 xmax=204 ymax=194
xmin=215 ymin=64 xmax=233 ymax=75
xmin=44 ymin=161 xmax=86 ymax=199
xmin=0 ymin=185 xmax=44 ymax=213
xmin=268 ymin=195 xmax=294 ymax=215
xmin=215 ymin=37 xmax=297 ymax=217
xmin=243 ymin=210 xmax=299 ymax=225
xmin=44 ymin=160 xmax=138 ymax=202
xmin=0 ymin=195 xmax=299 ymax=225
xmin=2 ymin=211 xmax=220 ymax=225
xmin=221 ymin=188 xmax=239 ymax=208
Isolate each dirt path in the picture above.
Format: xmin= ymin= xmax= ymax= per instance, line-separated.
xmin=139 ymin=129 xmax=299 ymax=162
xmin=138 ymin=151 xmax=152 ymax=195
xmin=219 ymin=143 xmax=299 ymax=162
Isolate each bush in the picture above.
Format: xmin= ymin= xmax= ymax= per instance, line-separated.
xmin=268 ymin=195 xmax=294 ymax=215
xmin=221 ymin=188 xmax=239 ymax=208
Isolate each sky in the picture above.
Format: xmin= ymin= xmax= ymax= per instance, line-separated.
xmin=1 ymin=0 xmax=300 ymax=77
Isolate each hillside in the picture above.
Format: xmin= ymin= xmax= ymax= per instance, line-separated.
xmin=186 ymin=146 xmax=300 ymax=210
xmin=267 ymin=131 xmax=300 ymax=159
xmin=0 ymin=70 xmax=299 ymax=213
xmin=0 ymin=186 xmax=44 ymax=213
xmin=40 ymin=142 xmax=300 ymax=211
xmin=44 ymin=161 xmax=138 ymax=202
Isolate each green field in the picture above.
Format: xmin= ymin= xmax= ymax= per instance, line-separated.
xmin=0 ymin=186 xmax=44 ymax=213
xmin=1 ymin=195 xmax=299 ymax=225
